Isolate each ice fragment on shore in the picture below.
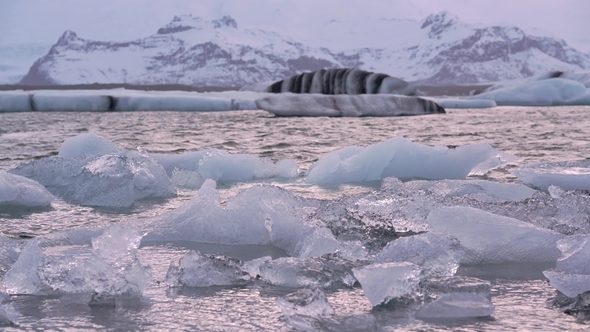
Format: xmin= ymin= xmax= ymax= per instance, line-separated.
xmin=427 ymin=207 xmax=562 ymax=264
xmin=543 ymin=269 xmax=590 ymax=298
xmin=544 ymin=235 xmax=590 ymax=297
xmin=276 ymin=288 xmax=334 ymax=317
xmin=421 ymin=276 xmax=492 ymax=301
xmin=416 ymin=293 xmax=495 ymax=319
xmin=352 ymin=262 xmax=421 ymax=306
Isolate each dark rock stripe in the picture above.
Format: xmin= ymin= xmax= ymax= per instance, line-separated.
xmin=266 ymin=68 xmax=414 ymax=95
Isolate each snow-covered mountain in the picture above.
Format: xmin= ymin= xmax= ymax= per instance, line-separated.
xmin=21 ymin=12 xmax=590 ymax=86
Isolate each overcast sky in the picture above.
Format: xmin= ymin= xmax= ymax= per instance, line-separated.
xmin=1 ymin=0 xmax=589 ymax=51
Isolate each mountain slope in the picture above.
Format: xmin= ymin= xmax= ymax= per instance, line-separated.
xmin=21 ymin=12 xmax=590 ymax=86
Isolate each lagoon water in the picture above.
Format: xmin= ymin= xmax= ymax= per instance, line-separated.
xmin=1 ymin=107 xmax=590 ymax=330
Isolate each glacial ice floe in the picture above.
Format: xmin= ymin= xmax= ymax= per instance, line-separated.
xmin=305 ymin=137 xmax=518 ymax=184
xmin=512 ymin=160 xmax=590 ymax=192
xmin=0 ymin=170 xmax=53 ymax=207
xmin=427 ymin=206 xmax=563 ymax=264
xmin=11 ymin=133 xmax=176 ymax=207
xmin=470 ymin=77 xmax=590 ymax=106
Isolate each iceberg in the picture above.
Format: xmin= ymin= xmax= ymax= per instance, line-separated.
xmin=0 ymin=170 xmax=53 ymax=207
xmin=10 ymin=133 xmax=176 ymax=207
xmin=255 ymin=94 xmax=445 ymax=117
xmin=512 ymin=160 xmax=590 ymax=192
xmin=305 ymin=137 xmax=517 ymax=184
xmin=416 ymin=293 xmax=495 ymax=319
xmin=469 ymin=78 xmax=590 ymax=106
xmin=427 ymin=207 xmax=563 ymax=264
xmin=425 ymin=98 xmax=496 ymax=109
xmin=352 ymin=262 xmax=421 ymax=306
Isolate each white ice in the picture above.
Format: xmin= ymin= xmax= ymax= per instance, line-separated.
xmin=2 ymin=226 xmax=151 ymax=297
xmin=352 ymin=262 xmax=421 ymax=306
xmin=0 ymin=170 xmax=53 ymax=207
xmin=11 ymin=133 xmax=176 ymax=207
xmin=427 ymin=207 xmax=563 ymax=264
xmin=153 ymin=149 xmax=298 ymax=187
xmin=512 ymin=160 xmax=590 ymax=191
xmin=373 ymin=232 xmax=463 ymax=277
xmin=469 ymin=78 xmax=590 ymax=106
xmin=255 ymin=94 xmax=444 ymax=117
xmin=305 ymin=137 xmax=517 ymax=184
xmin=416 ymin=293 xmax=495 ymax=319
xmin=425 ymin=97 xmax=496 ymax=109
xmin=0 ymin=89 xmax=264 ymax=113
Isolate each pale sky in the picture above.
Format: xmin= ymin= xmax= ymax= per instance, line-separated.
xmin=1 ymin=0 xmax=588 ymax=51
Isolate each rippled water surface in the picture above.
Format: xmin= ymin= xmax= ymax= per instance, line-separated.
xmin=1 ymin=107 xmax=590 ymax=330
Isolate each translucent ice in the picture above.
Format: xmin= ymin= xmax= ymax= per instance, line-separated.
xmin=543 ymin=269 xmax=590 ymax=298
xmin=305 ymin=137 xmax=517 ymax=184
xmin=427 ymin=207 xmax=563 ymax=264
xmin=416 ymin=293 xmax=495 ymax=319
xmin=421 ymin=276 xmax=492 ymax=301
xmin=512 ymin=160 xmax=590 ymax=191
xmin=373 ymin=232 xmax=463 ymax=277
xmin=259 ymin=256 xmax=358 ymax=289
xmin=165 ymin=251 xmax=251 ymax=287
xmin=352 ymin=262 xmax=421 ymax=306
xmin=0 ymin=292 xmax=18 ymax=325
xmin=11 ymin=134 xmax=176 ymax=207
xmin=152 ymin=149 xmax=299 ymax=185
xmin=555 ymin=235 xmax=590 ymax=275
xmin=276 ymin=288 xmax=334 ymax=317
xmin=0 ymin=170 xmax=53 ymax=207
xmin=3 ymin=226 xmax=151 ymax=297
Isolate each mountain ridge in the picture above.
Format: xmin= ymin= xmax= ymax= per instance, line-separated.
xmin=21 ymin=12 xmax=590 ymax=87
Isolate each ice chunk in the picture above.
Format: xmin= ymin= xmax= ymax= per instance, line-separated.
xmin=242 ymin=256 xmax=272 ymax=278
xmin=259 ymin=256 xmax=358 ymax=289
xmin=352 ymin=262 xmax=421 ymax=306
xmin=305 ymin=137 xmax=516 ymax=184
xmin=11 ymin=135 xmax=176 ymax=207
xmin=543 ymin=269 xmax=590 ymax=298
xmin=469 ymin=78 xmax=590 ymax=106
xmin=58 ymin=132 xmax=119 ymax=159
xmin=512 ymin=160 xmax=590 ymax=191
xmin=555 ymin=235 xmax=590 ymax=275
xmin=427 ymin=207 xmax=563 ymax=264
xmin=276 ymin=288 xmax=334 ymax=317
xmin=404 ymin=179 xmax=536 ymax=203
xmin=373 ymin=232 xmax=463 ymax=277
xmin=0 ymin=170 xmax=53 ymax=207
xmin=421 ymin=276 xmax=492 ymax=300
xmin=0 ymin=292 xmax=18 ymax=325
xmin=165 ymin=251 xmax=251 ymax=287
xmin=426 ymin=98 xmax=496 ymax=109
xmin=416 ymin=293 xmax=495 ymax=319
xmin=152 ymin=149 xmax=299 ymax=185
xmin=255 ymin=94 xmax=445 ymax=117
xmin=296 ymin=227 xmax=340 ymax=258
xmin=3 ymin=226 xmax=151 ymax=297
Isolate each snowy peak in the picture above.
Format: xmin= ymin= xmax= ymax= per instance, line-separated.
xmin=56 ymin=30 xmax=79 ymax=45
xmin=421 ymin=11 xmax=459 ymax=39
xmin=157 ymin=15 xmax=238 ymax=34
